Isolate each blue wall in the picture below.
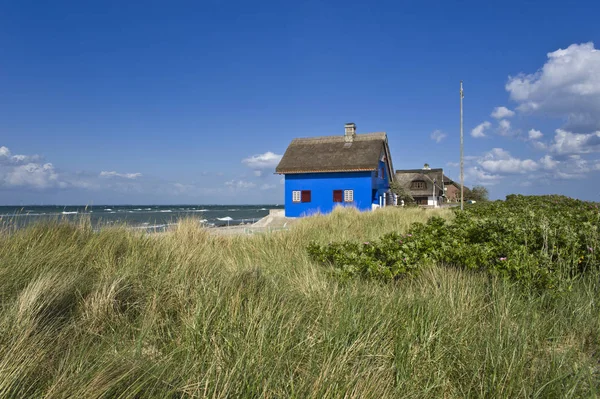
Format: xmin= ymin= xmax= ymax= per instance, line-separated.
xmin=372 ymin=158 xmax=390 ymax=205
xmin=284 ymin=167 xmax=390 ymax=217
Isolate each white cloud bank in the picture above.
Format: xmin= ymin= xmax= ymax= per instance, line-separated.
xmin=549 ymin=129 xmax=600 ymax=155
xmin=478 ymin=148 xmax=538 ymax=174
xmin=0 ymin=146 xmax=61 ymax=189
xmin=99 ymin=171 xmax=142 ymax=179
xmin=506 ymin=42 xmax=600 ymax=132
xmin=225 ymin=179 xmax=257 ymax=190
xmin=464 ymin=145 xmax=600 ymax=186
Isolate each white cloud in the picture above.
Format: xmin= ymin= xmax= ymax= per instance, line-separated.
xmin=478 ymin=148 xmax=538 ymax=174
xmin=549 ymin=129 xmax=600 ymax=155
xmin=225 ymin=179 xmax=257 ymax=190
xmin=0 ymin=146 xmax=42 ymax=165
xmin=532 ymin=141 xmax=547 ymax=151
xmin=242 ymin=151 xmax=282 ymax=172
xmin=551 ymin=155 xmax=592 ymax=179
xmin=0 ymin=146 xmax=62 ymax=189
xmin=465 ymin=145 xmax=600 ymax=185
xmin=497 ymin=119 xmax=513 ymax=136
xmin=539 ymin=155 xmax=559 ymax=170
xmin=99 ymin=171 xmax=142 ymax=179
xmin=506 ymin=42 xmax=600 ymax=132
xmin=491 ymin=106 xmax=515 ymax=119
xmin=430 ymin=129 xmax=447 ymax=143
xmin=0 ymin=145 xmax=240 ymax=202
xmin=471 ymin=121 xmax=491 ymax=138
xmin=528 ymin=129 xmax=543 ymax=140
xmin=260 ymin=184 xmax=276 ymax=190
xmin=465 ymin=167 xmax=503 ymax=185
xmin=5 ymin=163 xmax=59 ymax=189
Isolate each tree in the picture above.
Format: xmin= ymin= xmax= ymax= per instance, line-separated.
xmin=467 ymin=185 xmax=489 ymax=202
xmin=389 ymin=180 xmax=414 ymax=204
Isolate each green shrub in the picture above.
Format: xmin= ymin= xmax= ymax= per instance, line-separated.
xmin=308 ymin=195 xmax=599 ymax=291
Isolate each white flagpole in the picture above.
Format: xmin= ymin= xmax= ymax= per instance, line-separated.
xmin=460 ymin=81 xmax=464 ymax=211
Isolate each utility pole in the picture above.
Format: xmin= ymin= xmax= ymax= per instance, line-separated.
xmin=460 ymin=81 xmax=464 ymax=211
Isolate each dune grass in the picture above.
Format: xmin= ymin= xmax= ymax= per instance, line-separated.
xmin=0 ymin=206 xmax=598 ymax=398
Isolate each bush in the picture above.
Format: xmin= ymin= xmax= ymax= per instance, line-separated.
xmin=466 ymin=185 xmax=489 ymax=202
xmin=308 ymin=195 xmax=600 ymax=291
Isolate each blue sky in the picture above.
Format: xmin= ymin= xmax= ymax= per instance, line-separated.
xmin=1 ymin=0 xmax=599 ymax=204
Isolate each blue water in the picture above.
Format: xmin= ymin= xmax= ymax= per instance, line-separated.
xmin=0 ymin=205 xmax=283 ymax=231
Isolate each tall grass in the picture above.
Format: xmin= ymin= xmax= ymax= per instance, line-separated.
xmin=0 ymin=207 xmax=598 ymax=398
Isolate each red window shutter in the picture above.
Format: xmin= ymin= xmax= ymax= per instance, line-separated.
xmin=333 ymin=190 xmax=343 ymax=202
xmin=301 ymin=190 xmax=311 ymax=203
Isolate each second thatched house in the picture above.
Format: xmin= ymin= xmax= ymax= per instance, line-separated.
xmin=395 ymin=164 xmax=466 ymax=206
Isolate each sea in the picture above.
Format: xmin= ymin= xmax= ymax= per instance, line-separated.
xmin=0 ymin=205 xmax=284 ymax=232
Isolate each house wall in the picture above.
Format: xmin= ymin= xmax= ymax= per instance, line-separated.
xmin=414 ymin=196 xmax=439 ymax=207
xmin=445 ymin=184 xmax=460 ymax=202
xmin=284 ymin=172 xmax=374 ymax=217
xmin=371 ymin=158 xmax=391 ymax=206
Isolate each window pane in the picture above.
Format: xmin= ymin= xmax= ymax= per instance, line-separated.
xmin=292 ymin=191 xmax=301 ymax=202
xmin=344 ymin=190 xmax=353 ymax=202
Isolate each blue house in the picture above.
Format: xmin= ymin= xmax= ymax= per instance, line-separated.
xmin=275 ymin=123 xmax=395 ymax=217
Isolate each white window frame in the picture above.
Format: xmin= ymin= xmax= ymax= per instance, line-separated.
xmin=292 ymin=190 xmax=301 ymax=203
xmin=343 ymin=189 xmax=354 ymax=202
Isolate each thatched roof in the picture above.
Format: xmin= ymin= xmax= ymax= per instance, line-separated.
xmin=276 ymin=132 xmax=394 ymax=178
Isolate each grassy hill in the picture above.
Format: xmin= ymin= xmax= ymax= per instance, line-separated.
xmin=0 ymin=205 xmax=598 ymax=398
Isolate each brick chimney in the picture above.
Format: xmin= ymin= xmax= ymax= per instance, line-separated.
xmin=344 ymin=123 xmax=356 ymax=142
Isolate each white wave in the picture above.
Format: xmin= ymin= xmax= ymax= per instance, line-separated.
xmin=62 ymin=211 xmax=78 ymax=215
xmin=1 ymin=213 xmax=39 ymax=217
xmin=192 ymin=209 xmax=209 ymax=212
xmin=104 ymin=208 xmax=113 ymax=211
xmin=228 ymin=209 xmax=239 ymax=211
xmin=199 ymin=219 xmax=208 ymax=223
xmin=260 ymin=208 xmax=268 ymax=211
xmin=134 ymin=208 xmax=142 ymax=211
xmin=133 ymin=224 xmax=168 ymax=229
xmin=144 ymin=208 xmax=152 ymax=211
xmin=159 ymin=210 xmax=172 ymax=213
xmin=217 ymin=216 xmax=233 ymax=221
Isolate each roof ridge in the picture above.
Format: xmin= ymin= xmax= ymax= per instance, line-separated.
xmin=396 ymin=168 xmax=443 ymax=172
xmin=292 ymin=132 xmax=386 ymax=143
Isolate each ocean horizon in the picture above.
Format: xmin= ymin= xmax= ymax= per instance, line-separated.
xmin=0 ymin=204 xmax=284 ymax=231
